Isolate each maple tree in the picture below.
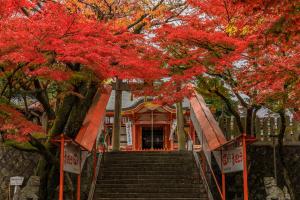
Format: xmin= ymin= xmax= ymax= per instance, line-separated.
xmin=0 ymin=0 xmax=164 ymax=198
xmin=187 ymin=1 xmax=299 ymax=199
xmin=0 ymin=0 xmax=299 ymax=198
xmin=187 ymin=0 xmax=299 ymax=117
xmin=0 ymin=0 xmax=186 ymax=197
xmin=63 ymin=0 xmax=190 ymax=151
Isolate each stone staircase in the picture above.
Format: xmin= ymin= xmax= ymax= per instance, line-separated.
xmin=93 ymin=151 xmax=208 ymax=200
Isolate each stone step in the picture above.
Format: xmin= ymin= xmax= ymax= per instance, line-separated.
xmin=100 ymin=174 xmax=196 ymax=180
xmin=94 ymin=192 xmax=205 ymax=198
xmin=102 ymin=166 xmax=195 ymax=172
xmin=101 ymin=170 xmax=198 ymax=176
xmin=102 ymin=163 xmax=194 ymax=168
xmin=104 ymin=160 xmax=193 ymax=165
xmin=97 ymin=183 xmax=204 ymax=189
xmin=97 ymin=187 xmax=206 ymax=193
xmin=94 ymin=152 xmax=208 ymax=200
xmin=95 ymin=198 xmax=204 ymax=200
xmin=97 ymin=179 xmax=202 ymax=184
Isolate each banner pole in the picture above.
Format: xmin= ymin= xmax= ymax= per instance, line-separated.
xmin=242 ymin=134 xmax=249 ymax=200
xmin=59 ymin=134 xmax=65 ymax=200
xmin=77 ymin=151 xmax=81 ymax=200
xmin=221 ymin=149 xmax=226 ymax=200
xmin=222 ymin=173 xmax=226 ymax=200
xmin=76 ymin=174 xmax=81 ymax=200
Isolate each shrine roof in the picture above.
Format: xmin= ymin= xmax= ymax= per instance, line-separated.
xmin=106 ymin=90 xmax=190 ymax=112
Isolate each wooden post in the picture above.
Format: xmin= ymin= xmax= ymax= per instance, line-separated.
xmin=242 ymin=134 xmax=249 ymax=200
xmin=176 ymin=101 xmax=186 ymax=151
xmin=112 ymin=77 xmax=122 ymax=151
xmin=59 ymin=134 xmax=65 ymax=200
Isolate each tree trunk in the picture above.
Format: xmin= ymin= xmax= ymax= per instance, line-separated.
xmin=245 ymin=107 xmax=254 ymax=135
xmin=112 ymin=78 xmax=122 ymax=151
xmin=64 ymin=83 xmax=98 ymax=138
xmin=36 ymin=81 xmax=98 ymax=199
xmin=176 ymin=101 xmax=186 ymax=151
xmin=278 ymin=110 xmax=295 ymax=200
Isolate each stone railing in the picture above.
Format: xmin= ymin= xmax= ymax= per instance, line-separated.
xmin=218 ymin=116 xmax=300 ymax=143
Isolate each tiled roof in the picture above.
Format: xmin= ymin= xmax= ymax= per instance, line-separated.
xmin=106 ymin=90 xmax=190 ymax=111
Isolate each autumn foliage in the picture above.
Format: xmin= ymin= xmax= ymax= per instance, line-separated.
xmin=0 ymin=0 xmax=299 ymax=140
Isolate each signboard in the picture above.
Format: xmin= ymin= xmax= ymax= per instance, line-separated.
xmin=10 ymin=176 xmax=24 ymax=186
xmin=222 ymin=147 xmax=244 ymax=173
xmin=126 ymin=121 xmax=132 ymax=145
xmin=64 ymin=143 xmax=81 ymax=174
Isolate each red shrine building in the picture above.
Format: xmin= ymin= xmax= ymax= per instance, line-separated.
xmin=104 ymin=91 xmax=199 ymax=151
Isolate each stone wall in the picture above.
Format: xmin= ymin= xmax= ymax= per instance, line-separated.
xmin=0 ymin=143 xmax=40 ymax=200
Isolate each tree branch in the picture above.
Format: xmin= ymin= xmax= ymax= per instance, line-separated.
xmin=33 ymin=79 xmax=55 ymax=120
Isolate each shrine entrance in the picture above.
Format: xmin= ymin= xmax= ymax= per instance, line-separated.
xmin=142 ymin=126 xmax=164 ymax=150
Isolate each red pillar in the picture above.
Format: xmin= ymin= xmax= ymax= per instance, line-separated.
xmin=93 ymin=144 xmax=97 ymax=180
xmin=59 ymin=134 xmax=65 ymax=200
xmin=242 ymin=134 xmax=249 ymax=200
xmin=222 ymin=173 xmax=226 ymax=200
xmin=132 ymin=123 xmax=136 ymax=150
xmin=77 ymin=152 xmax=81 ymax=200
xmin=77 ymin=174 xmax=81 ymax=200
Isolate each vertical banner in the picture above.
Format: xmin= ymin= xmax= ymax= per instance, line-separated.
xmin=64 ymin=143 xmax=81 ymax=174
xmin=222 ymin=147 xmax=244 ymax=173
xmin=169 ymin=120 xmax=177 ymax=140
xmin=126 ymin=121 xmax=132 ymax=145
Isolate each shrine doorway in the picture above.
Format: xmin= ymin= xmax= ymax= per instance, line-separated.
xmin=142 ymin=126 xmax=164 ymax=150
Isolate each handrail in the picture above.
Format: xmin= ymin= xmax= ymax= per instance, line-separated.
xmin=201 ymin=150 xmax=223 ymax=199
xmin=192 ymin=149 xmax=214 ymax=200
xmin=87 ymin=152 xmax=104 ymax=200
xmin=189 ymin=137 xmax=223 ymax=200
xmin=189 ymin=91 xmax=227 ymax=200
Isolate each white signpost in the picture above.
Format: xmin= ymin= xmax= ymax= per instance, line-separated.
xmin=126 ymin=121 xmax=132 ymax=145
xmin=222 ymin=147 xmax=244 ymax=173
xmin=64 ymin=143 xmax=81 ymax=174
xmin=10 ymin=176 xmax=24 ymax=186
xmin=10 ymin=176 xmax=24 ymax=200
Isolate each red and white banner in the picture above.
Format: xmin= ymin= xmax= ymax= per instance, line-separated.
xmin=222 ymin=147 xmax=244 ymax=173
xmin=64 ymin=143 xmax=81 ymax=174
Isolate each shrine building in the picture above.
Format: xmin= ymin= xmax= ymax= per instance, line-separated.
xmin=104 ymin=91 xmax=199 ymax=151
